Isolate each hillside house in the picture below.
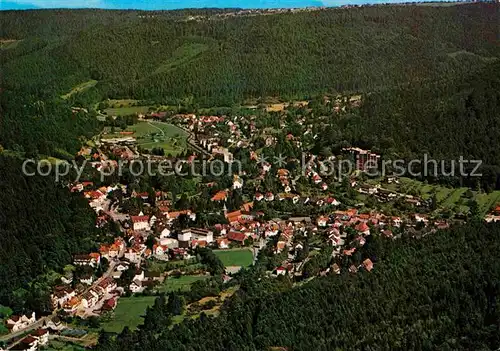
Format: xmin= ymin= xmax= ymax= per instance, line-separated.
xmin=5 ymin=313 xmax=36 ymax=333
xmin=73 ymin=253 xmax=100 ymax=267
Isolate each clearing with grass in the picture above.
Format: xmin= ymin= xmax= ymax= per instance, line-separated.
xmin=157 ymin=275 xmax=210 ymax=293
xmin=214 ymin=248 xmax=253 ymax=267
xmin=61 ymin=80 xmax=98 ymax=100
xmin=101 ymin=296 xmax=156 ymax=333
xmin=102 ymin=121 xmax=188 ymax=155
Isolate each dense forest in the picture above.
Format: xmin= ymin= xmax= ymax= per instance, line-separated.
xmin=96 ymin=221 xmax=500 ymax=351
xmin=1 ymin=4 xmax=498 ymax=104
xmin=0 ymin=156 xmax=99 ymax=313
xmin=313 ymin=60 xmax=500 ymax=190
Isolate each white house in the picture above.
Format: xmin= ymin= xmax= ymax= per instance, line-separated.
xmin=73 ymin=253 xmax=100 ymax=267
xmin=81 ymin=292 xmax=98 ymax=309
xmin=115 ymin=262 xmax=130 ymax=271
xmin=51 ymin=288 xmax=75 ymax=309
xmin=153 ymin=245 xmax=168 ymax=256
xmin=178 ymin=229 xmax=192 ymax=242
xmin=132 ymin=270 xmax=145 ymax=282
xmin=129 ymin=279 xmax=144 ymax=293
xmin=159 ymin=228 xmax=171 ymax=238
xmin=233 ymin=175 xmax=244 ymax=189
xmin=131 ymin=215 xmax=150 ymax=231
xmin=97 ymin=277 xmax=117 ymax=294
xmin=80 ymin=275 xmax=94 ymax=285
xmin=159 ymin=237 xmax=178 ymax=248
xmin=5 ymin=313 xmax=36 ymax=333
xmin=180 ymin=228 xmax=213 ymax=243
xmin=275 ymin=266 xmax=287 ymax=276
xmin=124 ymin=247 xmax=141 ymax=263
xmin=317 ymin=216 xmax=328 ymax=227
xmin=18 ymin=336 xmax=38 ymax=351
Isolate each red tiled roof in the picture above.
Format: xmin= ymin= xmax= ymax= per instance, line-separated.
xmin=363 ymin=258 xmax=374 ymax=272
xmin=355 ymin=222 xmax=369 ymax=232
xmin=32 ymin=329 xmax=48 ymax=337
xmin=131 ymin=215 xmax=149 ymax=223
xmin=211 ymin=190 xmax=228 ymax=201
xmin=227 ymin=231 xmax=246 ymax=243
xmin=22 ymin=336 xmax=37 ymax=345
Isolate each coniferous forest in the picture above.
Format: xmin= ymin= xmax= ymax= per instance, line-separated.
xmin=0 ymin=3 xmax=500 ymax=349
xmin=95 ymin=222 xmax=500 ymax=351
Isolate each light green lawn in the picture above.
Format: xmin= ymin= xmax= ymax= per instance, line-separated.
xmin=213 ymin=249 xmax=253 ymax=267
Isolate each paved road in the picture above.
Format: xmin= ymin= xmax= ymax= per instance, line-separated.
xmin=147 ymin=121 xmax=165 ymax=137
xmin=0 ymin=313 xmax=54 ymax=344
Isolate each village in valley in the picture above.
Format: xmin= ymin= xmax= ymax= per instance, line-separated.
xmin=3 ymin=96 xmax=500 ymax=351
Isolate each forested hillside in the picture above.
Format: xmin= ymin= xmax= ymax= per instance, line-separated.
xmin=1 ymin=3 xmax=498 ymax=104
xmin=96 ymin=222 xmax=500 ymax=351
xmin=0 ymin=156 xmax=99 ymax=313
xmin=314 ymin=60 xmax=500 ymax=190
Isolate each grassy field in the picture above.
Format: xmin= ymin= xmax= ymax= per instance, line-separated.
xmin=101 ymin=296 xmax=156 ymax=333
xmin=475 ymin=191 xmax=500 ymax=216
xmin=441 ymin=188 xmax=468 ymax=208
xmin=213 ymin=249 xmax=253 ymax=267
xmin=102 ymin=121 xmax=187 ymax=155
xmin=154 ymin=43 xmax=209 ymax=74
xmin=61 ymin=80 xmax=98 ymax=100
xmin=104 ymin=106 xmax=152 ymax=116
xmin=46 ymin=340 xmax=87 ymax=351
xmin=0 ymin=39 xmax=21 ymax=50
xmin=157 ymin=275 xmax=209 ymax=293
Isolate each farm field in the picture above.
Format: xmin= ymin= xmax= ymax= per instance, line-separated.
xmin=157 ymin=275 xmax=209 ymax=293
xmin=213 ymin=248 xmax=253 ymax=267
xmin=101 ymin=296 xmax=156 ymax=333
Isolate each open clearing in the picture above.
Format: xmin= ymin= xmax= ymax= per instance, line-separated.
xmin=157 ymin=275 xmax=210 ymax=293
xmin=0 ymin=39 xmax=21 ymax=50
xmin=213 ymin=249 xmax=253 ymax=267
xmin=104 ymin=106 xmax=152 ymax=116
xmin=61 ymin=80 xmax=98 ymax=99
xmin=154 ymin=43 xmax=209 ymax=74
xmin=101 ymin=296 xmax=156 ymax=333
xmin=102 ymin=121 xmax=187 ymax=155
xmin=476 ymin=191 xmax=500 ymax=216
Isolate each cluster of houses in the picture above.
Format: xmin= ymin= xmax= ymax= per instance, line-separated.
xmin=50 ymin=252 xmax=118 ymax=317
xmin=11 ymin=329 xmax=49 ymax=351
xmin=4 ymin=313 xmax=36 ymax=333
